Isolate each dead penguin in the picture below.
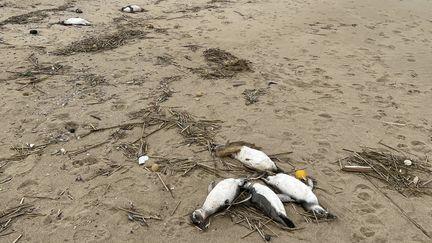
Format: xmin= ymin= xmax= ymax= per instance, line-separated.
xmin=191 ymin=178 xmax=245 ymax=230
xmin=121 ymin=4 xmax=145 ymax=13
xmin=214 ymin=141 xmax=277 ymax=172
xmin=61 ymin=17 xmax=91 ymax=26
xmin=242 ymin=182 xmax=295 ymax=228
xmin=263 ymin=173 xmax=336 ymax=219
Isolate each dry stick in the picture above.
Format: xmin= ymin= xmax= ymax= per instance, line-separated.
xmin=262 ymin=223 xmax=279 ymax=237
xmin=115 ymin=207 xmax=161 ymax=220
xmin=0 ymin=176 xmax=12 ymax=184
xmin=241 ymin=218 xmax=272 ymax=239
xmin=131 ymin=123 xmax=169 ymax=144
xmin=12 ymin=234 xmax=22 ymax=243
xmin=156 ymin=172 xmax=174 ymax=198
xmin=170 ymin=201 xmax=181 ymax=216
xmin=255 ymin=224 xmax=267 ymax=242
xmin=421 ymin=179 xmax=432 ymax=187
xmin=138 ymin=122 xmax=147 ymax=156
xmin=23 ymin=195 xmax=59 ymax=200
xmin=364 ymin=175 xmax=431 ymax=239
xmin=378 ymin=140 xmax=417 ymax=158
xmin=354 ymin=152 xmax=387 ymax=180
xmin=341 ymin=165 xmax=373 ymax=173
xmin=80 ymin=122 xmax=144 ymax=138
xmin=68 ymin=140 xmax=110 ymax=156
xmin=268 ymin=151 xmax=293 ymax=157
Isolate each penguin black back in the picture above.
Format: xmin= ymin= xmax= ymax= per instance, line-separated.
xmin=249 ymin=186 xmax=295 ymax=228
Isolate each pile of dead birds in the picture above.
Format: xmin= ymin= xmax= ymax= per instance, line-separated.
xmin=190 ymin=141 xmax=337 ymax=240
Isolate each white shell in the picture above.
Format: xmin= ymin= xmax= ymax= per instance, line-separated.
xmin=404 ymin=159 xmax=412 ymax=166
xmin=63 ymin=18 xmax=91 ymax=26
xmin=122 ymin=4 xmax=143 ymax=13
xmin=233 ymin=146 xmax=277 ymax=172
xmin=138 ymin=155 xmax=149 ymax=165
xmin=413 ymin=176 xmax=419 ymax=184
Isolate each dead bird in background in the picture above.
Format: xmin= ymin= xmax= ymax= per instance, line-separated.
xmin=61 ymin=17 xmax=91 ymax=26
xmin=214 ymin=141 xmax=278 ymax=172
xmin=242 ymin=182 xmax=296 ymax=228
xmin=263 ymin=173 xmax=336 ymax=219
xmin=121 ymin=4 xmax=146 ymax=13
xmin=191 ymin=178 xmax=245 ymax=230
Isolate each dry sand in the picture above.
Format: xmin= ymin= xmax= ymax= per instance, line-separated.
xmin=1 ymin=0 xmax=432 ymax=242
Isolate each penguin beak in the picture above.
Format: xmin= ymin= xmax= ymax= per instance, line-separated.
xmin=191 ymin=211 xmax=209 ymax=230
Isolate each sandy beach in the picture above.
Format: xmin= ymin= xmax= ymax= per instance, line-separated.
xmin=1 ymin=0 xmax=432 ymax=242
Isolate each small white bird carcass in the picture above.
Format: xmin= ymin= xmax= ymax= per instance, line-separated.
xmin=62 ymin=17 xmax=91 ymax=26
xmin=214 ymin=141 xmax=277 ymax=172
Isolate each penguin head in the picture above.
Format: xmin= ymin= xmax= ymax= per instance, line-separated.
xmin=241 ymin=181 xmax=255 ymax=192
xmin=307 ymin=204 xmax=336 ymax=219
xmin=191 ymin=209 xmax=209 ymax=230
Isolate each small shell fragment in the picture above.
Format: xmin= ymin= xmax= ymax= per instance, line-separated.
xmin=403 ymin=159 xmax=412 ymax=166
xmin=413 ymin=176 xmax=419 ymax=184
xmin=151 ymin=163 xmax=160 ymax=172
xmin=138 ymin=155 xmax=149 ymax=165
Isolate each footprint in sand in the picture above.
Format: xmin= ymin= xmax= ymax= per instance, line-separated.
xmin=360 ymin=226 xmax=376 ymax=237
xmin=73 ymin=228 xmax=111 ymax=242
xmin=410 ymin=140 xmax=431 ymax=153
xmin=162 ymin=216 xmax=189 ymax=237
xmin=17 ymin=178 xmax=39 ymax=190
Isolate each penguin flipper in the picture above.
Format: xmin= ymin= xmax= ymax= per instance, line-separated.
xmin=277 ymin=194 xmax=295 ymax=203
xmin=276 ymin=214 xmax=295 ymax=228
xmin=306 ymin=177 xmax=318 ymax=190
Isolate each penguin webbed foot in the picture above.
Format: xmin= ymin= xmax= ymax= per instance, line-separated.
xmin=309 ymin=207 xmax=336 ymax=220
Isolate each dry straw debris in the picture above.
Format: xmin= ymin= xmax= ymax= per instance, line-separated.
xmin=193 ymin=48 xmax=253 ymax=79
xmin=341 ymin=148 xmax=432 ymax=196
xmin=54 ymin=30 xmax=148 ymax=55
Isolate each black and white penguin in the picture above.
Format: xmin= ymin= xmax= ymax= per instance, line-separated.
xmin=214 ymin=141 xmax=277 ymax=172
xmin=121 ymin=4 xmax=145 ymax=13
xmin=191 ymin=178 xmax=245 ymax=230
xmin=263 ymin=173 xmax=336 ymax=219
xmin=242 ymin=182 xmax=295 ymax=228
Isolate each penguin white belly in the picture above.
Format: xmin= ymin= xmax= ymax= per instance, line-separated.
xmin=252 ymin=183 xmax=286 ymax=214
xmin=268 ymin=174 xmax=318 ymax=204
xmin=234 ymin=146 xmax=276 ymax=172
xmin=201 ymin=178 xmax=241 ymax=214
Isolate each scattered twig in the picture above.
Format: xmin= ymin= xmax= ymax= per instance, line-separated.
xmin=156 ymin=172 xmax=174 ymax=198
xmin=364 ymin=175 xmax=431 ymax=239
xmin=68 ymin=140 xmax=110 ymax=156
xmin=12 ymin=234 xmax=22 ymax=243
xmin=170 ymin=201 xmax=181 ymax=216
xmin=341 ymin=165 xmax=373 ymax=173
